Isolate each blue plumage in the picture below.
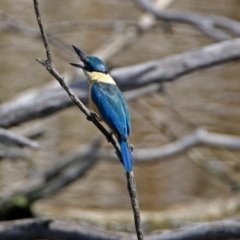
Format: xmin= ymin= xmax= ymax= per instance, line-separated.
xmin=70 ymin=45 xmax=133 ymax=172
xmin=91 ymin=82 xmax=133 ymax=171
xmin=85 ymin=56 xmax=108 ymax=74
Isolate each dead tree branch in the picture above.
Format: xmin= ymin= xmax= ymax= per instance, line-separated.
xmin=134 ymin=0 xmax=240 ymax=41
xmin=111 ymin=38 xmax=240 ymax=88
xmin=96 ymin=128 xmax=240 ymax=162
xmin=0 ymin=128 xmax=39 ymax=149
xmin=0 ymin=218 xmax=133 ymax=240
xmin=1 ymin=218 xmax=240 ymax=240
xmin=1 ymin=37 xmax=240 ymax=129
xmin=134 ymin=128 xmax=240 ymax=162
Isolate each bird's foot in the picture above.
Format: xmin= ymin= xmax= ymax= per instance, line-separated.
xmin=86 ymin=112 xmax=99 ymax=122
xmin=129 ymin=144 xmax=134 ymax=152
xmin=106 ymin=132 xmax=113 ymax=143
xmin=115 ymin=150 xmax=123 ymax=162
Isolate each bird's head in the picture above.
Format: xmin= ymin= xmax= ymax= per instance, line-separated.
xmin=70 ymin=45 xmax=108 ymax=77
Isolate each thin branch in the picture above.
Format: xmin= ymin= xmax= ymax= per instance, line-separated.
xmin=127 ymin=172 xmax=144 ymax=239
xmin=32 ymin=0 xmax=143 ymax=239
xmin=33 ymin=0 xmax=52 ymax=66
xmin=0 ymin=128 xmax=39 ymax=149
xmin=32 ymin=0 xmax=120 ymax=158
xmin=134 ymin=0 xmax=240 ymax=41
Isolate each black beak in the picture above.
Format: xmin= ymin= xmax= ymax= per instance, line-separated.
xmin=70 ymin=45 xmax=86 ymax=69
xmin=72 ymin=45 xmax=86 ymax=61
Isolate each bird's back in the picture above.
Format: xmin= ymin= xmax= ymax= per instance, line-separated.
xmin=89 ymin=74 xmax=131 ymax=140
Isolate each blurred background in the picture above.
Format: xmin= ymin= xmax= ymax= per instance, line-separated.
xmin=1 ymin=0 xmax=240 ymax=234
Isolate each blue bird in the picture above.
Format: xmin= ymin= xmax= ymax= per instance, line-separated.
xmin=70 ymin=45 xmax=133 ymax=172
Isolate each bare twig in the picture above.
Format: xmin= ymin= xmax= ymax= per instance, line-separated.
xmin=127 ymin=172 xmax=144 ymax=239
xmin=1 ymin=37 xmax=240 ymax=128
xmin=134 ymin=0 xmax=240 ymax=41
xmin=32 ymin=0 xmax=143 ymax=238
xmin=0 ymin=128 xmax=39 ymax=149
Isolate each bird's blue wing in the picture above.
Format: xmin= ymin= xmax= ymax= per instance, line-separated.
xmin=117 ymin=88 xmax=131 ymax=136
xmin=91 ymin=82 xmax=131 ymax=140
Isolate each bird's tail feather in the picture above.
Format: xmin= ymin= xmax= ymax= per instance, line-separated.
xmin=120 ymin=140 xmax=133 ymax=172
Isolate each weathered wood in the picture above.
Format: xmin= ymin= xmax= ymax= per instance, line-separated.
xmin=1 ymin=38 xmax=240 ymax=128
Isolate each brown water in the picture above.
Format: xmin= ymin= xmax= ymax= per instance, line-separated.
xmin=1 ymin=0 xmax=240 ymax=231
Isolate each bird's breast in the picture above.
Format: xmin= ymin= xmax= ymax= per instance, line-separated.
xmin=89 ymin=82 xmax=101 ymax=117
xmin=89 ymin=72 xmax=116 ymax=85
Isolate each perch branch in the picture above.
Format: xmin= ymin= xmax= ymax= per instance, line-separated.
xmin=33 ymin=0 xmax=120 ymax=157
xmin=32 ymin=0 xmax=143 ymax=239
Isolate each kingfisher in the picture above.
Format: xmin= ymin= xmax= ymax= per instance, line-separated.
xmin=70 ymin=45 xmax=133 ymax=172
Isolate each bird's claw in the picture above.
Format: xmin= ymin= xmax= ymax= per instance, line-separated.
xmin=86 ymin=112 xmax=99 ymax=121
xmin=129 ymin=144 xmax=134 ymax=152
xmin=115 ymin=150 xmax=123 ymax=163
xmin=106 ymin=132 xmax=113 ymax=143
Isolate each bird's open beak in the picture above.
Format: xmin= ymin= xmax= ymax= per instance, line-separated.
xmin=70 ymin=45 xmax=86 ymax=69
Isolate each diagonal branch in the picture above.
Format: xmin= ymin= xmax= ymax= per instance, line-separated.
xmin=32 ymin=0 xmax=143 ymax=239
xmin=33 ymin=0 xmax=120 ymax=159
